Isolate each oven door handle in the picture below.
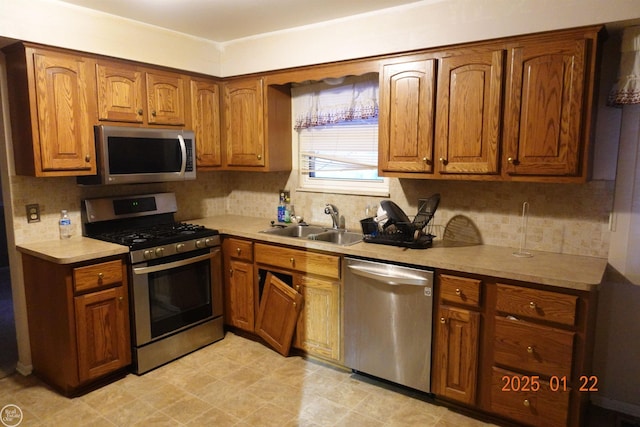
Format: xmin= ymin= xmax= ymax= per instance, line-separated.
xmin=133 ymin=252 xmax=213 ymax=275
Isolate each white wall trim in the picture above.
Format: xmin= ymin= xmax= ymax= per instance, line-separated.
xmin=14 ymin=361 xmax=32 ymax=376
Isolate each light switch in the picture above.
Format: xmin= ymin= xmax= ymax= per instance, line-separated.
xmin=26 ymin=204 xmax=40 ymax=223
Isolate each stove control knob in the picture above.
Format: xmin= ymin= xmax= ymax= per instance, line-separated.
xmin=155 ymin=247 xmax=165 ymax=257
xmin=176 ymin=243 xmax=185 ymax=252
xmin=205 ymin=238 xmax=215 ymax=247
xmin=196 ymin=239 xmax=205 ymax=248
xmin=143 ymin=250 xmax=153 ymax=260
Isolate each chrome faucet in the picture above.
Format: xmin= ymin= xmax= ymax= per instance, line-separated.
xmin=324 ymin=204 xmax=341 ymax=229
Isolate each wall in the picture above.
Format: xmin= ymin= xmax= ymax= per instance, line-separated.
xmin=1 ymin=0 xmax=639 ymax=416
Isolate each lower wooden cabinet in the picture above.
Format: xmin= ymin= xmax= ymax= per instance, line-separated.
xmin=433 ymin=305 xmax=480 ymax=405
xmin=433 ymin=271 xmax=597 ymax=427
xmin=21 ymin=254 xmax=130 ymax=394
xmin=222 ymin=238 xmax=255 ymax=332
xmin=255 ymin=243 xmax=342 ymax=362
xmin=293 ymin=275 xmax=341 ymax=361
xmin=74 ymin=285 xmax=130 ymax=382
xmin=490 ymin=366 xmax=571 ymax=427
xmin=433 ymin=272 xmax=482 ymax=405
xmin=255 ymin=272 xmax=303 ymax=356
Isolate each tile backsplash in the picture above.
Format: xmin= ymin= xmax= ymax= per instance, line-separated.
xmin=9 ymin=171 xmax=613 ymax=258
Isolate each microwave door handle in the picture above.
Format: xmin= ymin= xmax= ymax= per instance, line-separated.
xmin=178 ymin=134 xmax=187 ymax=176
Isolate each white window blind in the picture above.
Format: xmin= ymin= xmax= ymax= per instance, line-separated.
xmin=292 ymin=74 xmax=389 ymax=196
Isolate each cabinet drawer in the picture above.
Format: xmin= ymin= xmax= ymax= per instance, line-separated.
xmin=491 ymin=367 xmax=570 ymax=427
xmin=496 ymin=284 xmax=577 ymax=326
xmin=255 ymin=243 xmax=340 ymax=279
xmin=439 ymin=274 xmax=481 ymax=307
xmin=494 ymin=316 xmax=574 ymax=378
xmin=223 ymin=238 xmax=253 ymax=262
xmin=73 ymin=260 xmax=123 ymax=293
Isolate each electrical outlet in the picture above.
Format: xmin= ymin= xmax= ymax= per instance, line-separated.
xmin=26 ymin=204 xmax=40 ymax=223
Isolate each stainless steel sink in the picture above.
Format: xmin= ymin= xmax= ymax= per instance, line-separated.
xmin=260 ymin=224 xmax=362 ymax=246
xmin=308 ymin=230 xmax=362 ymax=246
xmin=260 ymin=224 xmax=329 ymax=238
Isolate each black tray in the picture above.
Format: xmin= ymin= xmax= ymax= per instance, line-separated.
xmin=363 ymin=233 xmax=434 ymax=249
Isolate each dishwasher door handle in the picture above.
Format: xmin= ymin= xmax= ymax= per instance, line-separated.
xmin=347 ymin=264 xmax=431 ymax=286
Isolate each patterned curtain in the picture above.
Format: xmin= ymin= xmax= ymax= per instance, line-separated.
xmin=293 ymin=73 xmax=378 ymax=130
xmin=608 ymin=25 xmax=640 ymax=106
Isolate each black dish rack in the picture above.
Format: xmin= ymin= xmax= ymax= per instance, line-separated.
xmin=361 ymin=194 xmax=440 ymax=249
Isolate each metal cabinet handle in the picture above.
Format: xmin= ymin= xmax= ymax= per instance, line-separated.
xmin=527 ymin=346 xmax=534 ymax=354
xmin=236 ymin=247 xmax=241 ymax=255
xmin=137 ymin=109 xmax=143 ymax=115
xmin=85 ymin=154 xmax=91 ymax=163
xmin=257 ymin=154 xmax=263 ymax=160
xmin=440 ymin=317 xmax=446 ymax=324
xmin=98 ymin=272 xmax=104 ymax=280
xmin=523 ymin=399 xmax=530 ymax=407
xmin=529 ymin=301 xmax=536 ymax=309
xmin=151 ymin=110 xmax=157 ymax=117
xmin=455 ymin=288 xmax=461 ymax=296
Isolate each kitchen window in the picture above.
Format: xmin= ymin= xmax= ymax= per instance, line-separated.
xmin=292 ymin=73 xmax=389 ymax=196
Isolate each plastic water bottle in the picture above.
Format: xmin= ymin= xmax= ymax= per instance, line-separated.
xmin=59 ymin=210 xmax=71 ymax=239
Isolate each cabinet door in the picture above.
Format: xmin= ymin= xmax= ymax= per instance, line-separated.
xmin=224 ymin=258 xmax=255 ymax=331
xmin=191 ymin=79 xmax=222 ymax=168
xmin=146 ymin=71 xmax=187 ymax=125
xmin=223 ymin=78 xmax=265 ymax=167
xmin=255 ymin=272 xmax=303 ymax=356
xmin=503 ymin=38 xmax=587 ymax=177
xmin=293 ymin=275 xmax=341 ymax=362
xmin=33 ymin=51 xmax=96 ymax=173
xmin=436 ymin=50 xmax=503 ymax=175
xmin=434 ymin=305 xmax=480 ymax=405
xmin=75 ymin=285 xmax=130 ymax=382
xmin=96 ymin=62 xmax=144 ymax=123
xmin=379 ymin=58 xmax=436 ymax=173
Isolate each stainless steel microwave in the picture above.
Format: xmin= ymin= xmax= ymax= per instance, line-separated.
xmin=77 ymin=125 xmax=196 ymax=185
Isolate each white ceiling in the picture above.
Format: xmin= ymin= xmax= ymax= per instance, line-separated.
xmin=57 ymin=0 xmax=424 ymax=43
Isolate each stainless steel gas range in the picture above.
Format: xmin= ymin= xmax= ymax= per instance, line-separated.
xmin=82 ymin=192 xmax=224 ymax=374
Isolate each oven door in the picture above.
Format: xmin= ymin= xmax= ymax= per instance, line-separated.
xmin=131 ymin=247 xmax=222 ymax=346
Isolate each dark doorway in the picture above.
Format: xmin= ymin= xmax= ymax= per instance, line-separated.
xmin=0 ymin=192 xmax=17 ymax=378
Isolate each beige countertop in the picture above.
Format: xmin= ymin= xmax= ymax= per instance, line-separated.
xmin=17 ymin=237 xmax=129 ymax=264
xmin=16 ymin=214 xmax=607 ymax=291
xmin=191 ymin=215 xmax=607 ymax=292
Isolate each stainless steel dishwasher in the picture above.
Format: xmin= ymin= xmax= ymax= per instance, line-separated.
xmin=344 ymin=257 xmax=434 ymax=393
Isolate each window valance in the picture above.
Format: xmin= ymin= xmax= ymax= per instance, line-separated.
xmin=292 ymin=73 xmax=379 ymax=130
xmin=608 ymin=25 xmax=640 ymax=106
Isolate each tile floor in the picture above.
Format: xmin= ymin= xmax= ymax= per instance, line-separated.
xmin=0 ymin=332 xmax=496 ymax=426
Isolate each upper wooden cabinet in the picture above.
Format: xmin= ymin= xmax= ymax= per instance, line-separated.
xmin=379 ymin=56 xmax=437 ymax=174
xmin=146 ymin=70 xmax=187 ymax=125
xmin=96 ymin=61 xmax=144 ymax=123
xmin=224 ymin=78 xmax=265 ymax=167
xmin=436 ymin=49 xmax=504 ymax=176
xmin=222 ymin=77 xmax=292 ymax=171
xmin=190 ymin=78 xmax=222 ymax=168
xmin=3 ymin=44 xmax=97 ymax=176
xmin=503 ymin=37 xmax=589 ymax=179
xmin=96 ymin=60 xmax=187 ymax=126
xmin=380 ymin=26 xmax=601 ymax=183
